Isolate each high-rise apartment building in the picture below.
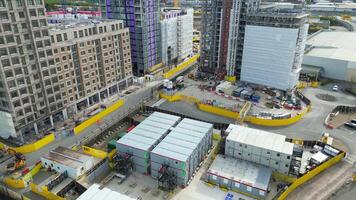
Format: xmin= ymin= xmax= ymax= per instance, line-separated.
xmin=0 ymin=1 xmax=133 ymax=140
xmin=161 ymin=8 xmax=193 ymax=66
xmin=49 ymin=19 xmax=133 ymax=117
xmin=200 ymin=0 xmax=259 ymax=76
xmin=0 ymin=0 xmax=63 ymax=139
xmin=240 ymin=12 xmax=309 ymax=90
xmin=225 ymin=0 xmax=260 ymax=78
xmin=101 ymin=0 xmax=162 ymax=76
xmin=200 ymin=0 xmax=223 ymax=74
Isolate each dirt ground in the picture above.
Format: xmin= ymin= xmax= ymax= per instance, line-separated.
xmin=287 ymin=161 xmax=355 ymax=200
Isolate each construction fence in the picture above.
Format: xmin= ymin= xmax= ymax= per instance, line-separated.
xmin=276 ymin=151 xmax=346 ymax=200
xmin=0 ymin=133 xmax=55 ymax=154
xmin=159 ymin=92 xmax=311 ymax=127
xmin=73 ymin=99 xmax=124 ymax=135
xmin=163 ymin=54 xmax=200 ymax=79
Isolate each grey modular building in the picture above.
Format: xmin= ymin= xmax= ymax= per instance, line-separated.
xmin=225 ymin=124 xmax=294 ymax=174
xmin=116 ymin=112 xmax=181 ymax=174
xmin=151 ymin=118 xmax=213 ymax=186
xmin=207 ymin=155 xmax=272 ymax=199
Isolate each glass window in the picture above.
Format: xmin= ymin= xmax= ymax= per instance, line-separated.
xmin=246 ymin=186 xmax=252 ymax=192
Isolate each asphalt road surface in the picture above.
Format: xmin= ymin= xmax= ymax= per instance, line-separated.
xmin=159 ymin=85 xmax=356 ymax=156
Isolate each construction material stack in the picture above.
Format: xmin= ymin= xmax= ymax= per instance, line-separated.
xmin=116 ymin=112 xmax=181 ymax=174
xmin=150 ymin=118 xmax=213 ymax=186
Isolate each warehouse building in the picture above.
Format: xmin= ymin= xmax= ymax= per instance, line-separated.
xmin=303 ymin=31 xmax=356 ymax=83
xmin=77 ymin=184 xmax=135 ymax=200
xmin=151 ymin=118 xmax=213 ymax=186
xmin=41 ymin=146 xmax=94 ymax=179
xmin=207 ymin=155 xmax=272 ymax=199
xmin=225 ymin=125 xmax=294 ymax=174
xmin=116 ymin=112 xmax=181 ymax=174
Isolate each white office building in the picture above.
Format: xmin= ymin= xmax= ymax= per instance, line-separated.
xmin=161 ymin=8 xmax=193 ymax=65
xmin=225 ymin=124 xmax=294 ymax=174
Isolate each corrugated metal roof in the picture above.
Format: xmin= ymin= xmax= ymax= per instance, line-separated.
xmin=145 ymin=116 xmax=178 ymax=126
xmin=152 ymin=146 xmax=189 ymax=162
xmin=208 ymin=155 xmax=272 ymax=191
xmin=151 ymin=120 xmax=213 ymax=163
xmin=154 ymin=141 xmax=193 ymax=161
xmin=227 ymin=125 xmax=294 ymax=155
xmin=173 ymin=127 xmax=206 ymax=140
xmin=163 ymin=136 xmax=197 ymax=150
xmin=135 ymin=124 xmax=166 ymax=134
xmin=129 ymin=129 xmax=162 ymax=141
xmin=166 ymin=131 xmax=202 ymax=145
xmin=150 ymin=112 xmax=181 ymax=121
xmin=77 ymin=184 xmax=135 ymax=200
xmin=176 ymin=123 xmax=210 ymax=133
xmin=43 ymin=146 xmax=93 ymax=169
xmin=117 ymin=136 xmax=153 ymax=151
xmin=117 ymin=112 xmax=181 ymax=152
xmin=180 ymin=118 xmax=213 ymax=129
xmin=140 ymin=120 xmax=172 ymax=130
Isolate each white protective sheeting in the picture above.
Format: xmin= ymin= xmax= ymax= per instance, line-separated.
xmin=241 ymin=25 xmax=300 ymax=90
xmin=0 ymin=111 xmax=16 ymax=139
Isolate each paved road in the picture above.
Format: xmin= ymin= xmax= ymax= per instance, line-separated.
xmin=159 ymin=85 xmax=356 ymax=155
xmin=22 ymin=61 xmax=199 ymax=166
xmin=23 ymin=82 xmax=157 ymax=166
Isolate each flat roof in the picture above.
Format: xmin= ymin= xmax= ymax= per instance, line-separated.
xmin=77 ymin=184 xmax=135 ymax=200
xmin=306 ymin=31 xmax=356 ymax=62
xmin=226 ymin=125 xmax=294 ymax=155
xmin=151 ymin=120 xmax=213 ymax=162
xmin=311 ymin=151 xmax=329 ymax=163
xmin=208 ymin=155 xmax=272 ymax=191
xmin=117 ymin=112 xmax=180 ymax=152
xmin=42 ymin=146 xmax=93 ymax=169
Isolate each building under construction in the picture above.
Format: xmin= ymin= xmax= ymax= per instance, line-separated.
xmin=240 ymin=12 xmax=309 ymax=90
xmin=200 ymin=0 xmax=260 ymax=77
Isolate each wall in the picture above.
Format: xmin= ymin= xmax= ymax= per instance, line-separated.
xmin=41 ymin=157 xmax=80 ymax=179
xmin=277 ymin=152 xmax=346 ymax=200
xmin=303 ymin=56 xmax=349 ymax=81
xmin=244 ymin=106 xmax=309 ymax=127
xmin=197 ymin=103 xmax=239 ymax=119
xmin=30 ymin=183 xmax=65 ymax=200
xmin=159 ymin=92 xmax=310 ymax=127
xmin=163 ymin=54 xmax=200 ymax=79
xmin=0 ymin=133 xmax=55 ymax=154
xmin=82 ymin=146 xmax=108 ymax=159
xmin=73 ymin=99 xmax=124 ymax=135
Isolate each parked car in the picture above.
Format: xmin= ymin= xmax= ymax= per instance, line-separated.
xmin=351 ymin=119 xmax=356 ymax=124
xmin=332 ymin=85 xmax=339 ymax=91
xmin=344 ymin=122 xmax=356 ymax=129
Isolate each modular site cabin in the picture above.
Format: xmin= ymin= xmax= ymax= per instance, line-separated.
xmin=116 ymin=112 xmax=213 ymax=186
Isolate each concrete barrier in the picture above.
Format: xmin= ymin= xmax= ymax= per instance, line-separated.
xmin=73 ymin=99 xmax=124 ymax=135
xmin=0 ymin=133 xmax=55 ymax=154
